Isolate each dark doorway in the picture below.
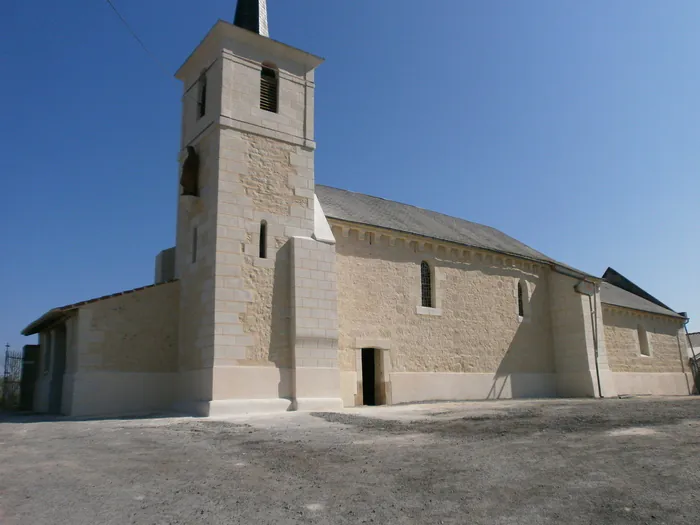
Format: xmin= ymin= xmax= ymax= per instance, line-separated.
xmin=20 ymin=345 xmax=40 ymax=411
xmin=362 ymin=348 xmax=377 ymax=406
xmin=48 ymin=325 xmax=67 ymax=415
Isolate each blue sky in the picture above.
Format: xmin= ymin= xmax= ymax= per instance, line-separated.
xmin=2 ymin=0 xmax=699 ymax=356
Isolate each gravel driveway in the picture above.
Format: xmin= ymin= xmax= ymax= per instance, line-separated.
xmin=0 ymin=397 xmax=699 ymax=524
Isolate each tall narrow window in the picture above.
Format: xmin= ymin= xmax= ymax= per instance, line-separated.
xmin=421 ymin=261 xmax=432 ymax=308
xmin=259 ymin=221 xmax=267 ymax=259
xmin=197 ymin=73 xmax=207 ymax=119
xmin=192 ymin=227 xmax=198 ymax=263
xmin=638 ymin=324 xmax=651 ymax=356
xmin=518 ymin=281 xmax=525 ymax=317
xmin=260 ymin=64 xmax=279 ymax=113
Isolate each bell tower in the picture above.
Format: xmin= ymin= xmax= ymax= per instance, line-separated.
xmin=173 ymin=1 xmax=341 ymax=415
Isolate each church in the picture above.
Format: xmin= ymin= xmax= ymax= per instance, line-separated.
xmin=21 ymin=1 xmax=695 ymax=417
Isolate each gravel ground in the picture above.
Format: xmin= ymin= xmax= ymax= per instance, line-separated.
xmin=1 ymin=397 xmax=699 ymax=524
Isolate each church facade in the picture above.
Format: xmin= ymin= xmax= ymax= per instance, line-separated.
xmin=22 ymin=2 xmax=695 ymax=417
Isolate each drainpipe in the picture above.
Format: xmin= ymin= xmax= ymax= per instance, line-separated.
xmin=680 ymin=314 xmax=699 ymax=394
xmin=588 ymin=293 xmax=604 ymax=399
xmin=574 ymin=280 xmax=603 ymax=398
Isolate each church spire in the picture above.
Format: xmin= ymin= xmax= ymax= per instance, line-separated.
xmin=234 ymin=0 xmax=269 ymax=37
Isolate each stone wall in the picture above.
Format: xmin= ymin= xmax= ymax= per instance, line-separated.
xmin=203 ymin=48 xmax=318 ymax=415
xmin=333 ymin=225 xmax=555 ymax=403
xmin=290 ymin=237 xmax=343 ymax=410
xmin=175 ymin=128 xmax=220 ymax=409
xmin=172 ymin=21 xmax=323 ymax=415
xmin=219 ymin=40 xmax=315 ymax=145
xmin=213 ymin=130 xmax=314 ymax=370
xmin=176 ymin=130 xmax=219 ymax=369
xmin=76 ymin=282 xmax=180 ymax=373
xmin=66 ymin=282 xmax=180 ymax=416
xmin=603 ymin=306 xmax=692 ymax=396
xmin=547 ymin=273 xmax=617 ymax=398
xmin=603 ymin=307 xmax=687 ymax=373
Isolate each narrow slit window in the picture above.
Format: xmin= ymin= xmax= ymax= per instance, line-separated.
xmin=638 ymin=324 xmax=651 ymax=356
xmin=259 ymin=221 xmax=267 ymax=259
xmin=260 ymin=65 xmax=279 ymax=113
xmin=518 ymin=281 xmax=525 ymax=317
xmin=197 ymin=73 xmax=207 ymax=119
xmin=192 ymin=227 xmax=198 ymax=263
xmin=421 ymin=261 xmax=432 ymax=308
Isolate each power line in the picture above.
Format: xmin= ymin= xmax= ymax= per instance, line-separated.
xmin=102 ymin=0 xmax=206 ymax=110
xmin=103 ymin=0 xmax=174 ymax=80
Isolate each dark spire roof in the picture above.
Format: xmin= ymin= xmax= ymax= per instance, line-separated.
xmin=234 ymin=0 xmax=269 ymax=36
xmin=602 ymin=267 xmax=672 ymax=310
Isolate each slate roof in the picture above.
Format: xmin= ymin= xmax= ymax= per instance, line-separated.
xmin=599 ymin=281 xmax=683 ymax=319
xmin=602 ymin=267 xmax=672 ymax=310
xmin=316 ymin=185 xmax=560 ymax=266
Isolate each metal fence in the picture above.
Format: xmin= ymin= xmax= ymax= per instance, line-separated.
xmin=2 ymin=347 xmax=23 ymax=410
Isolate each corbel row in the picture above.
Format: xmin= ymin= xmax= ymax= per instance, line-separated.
xmin=330 ymin=222 xmax=543 ymax=274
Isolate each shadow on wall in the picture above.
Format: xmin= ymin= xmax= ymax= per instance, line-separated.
xmin=489 ymin=283 xmax=556 ymax=399
xmin=269 ymin=241 xmax=294 ymax=403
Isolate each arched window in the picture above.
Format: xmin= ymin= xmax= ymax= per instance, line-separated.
xmin=259 ymin=221 xmax=267 ymax=259
xmin=260 ymin=64 xmax=279 ymax=113
xmin=517 ymin=279 xmax=531 ymax=320
xmin=421 ymin=261 xmax=432 ymax=308
xmin=638 ymin=324 xmax=651 ymax=356
xmin=518 ymin=281 xmax=525 ymax=317
xmin=197 ymin=73 xmax=207 ymax=119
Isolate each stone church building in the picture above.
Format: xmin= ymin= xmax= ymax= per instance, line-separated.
xmin=22 ymin=1 xmax=695 ymax=417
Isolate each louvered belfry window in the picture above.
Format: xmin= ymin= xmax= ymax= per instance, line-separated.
xmin=260 ymin=65 xmax=279 ymax=113
xmin=421 ymin=261 xmax=432 ymax=308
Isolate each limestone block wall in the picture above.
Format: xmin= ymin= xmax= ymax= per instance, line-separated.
xmin=549 ymin=273 xmax=596 ymax=397
xmin=603 ymin=306 xmax=691 ymax=395
xmin=547 ymin=273 xmax=616 ymax=398
xmin=290 ymin=237 xmax=342 ymax=410
xmin=180 ymin=55 xmax=223 ymax=150
xmin=173 ymin=27 xmax=322 ymax=414
xmin=68 ymin=281 xmax=180 ymax=416
xmin=175 ymin=130 xmax=220 ymax=407
xmin=212 ymin=130 xmax=314 ymax=372
xmin=334 ymin=224 xmax=556 ymax=404
xmin=219 ymin=42 xmax=315 ymax=145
